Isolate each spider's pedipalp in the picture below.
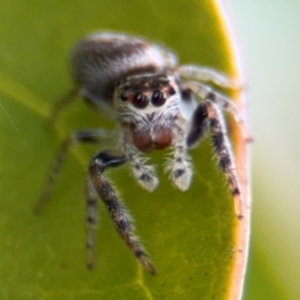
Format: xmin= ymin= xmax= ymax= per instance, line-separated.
xmin=121 ymin=136 xmax=159 ymax=192
xmin=165 ymin=123 xmax=193 ymax=191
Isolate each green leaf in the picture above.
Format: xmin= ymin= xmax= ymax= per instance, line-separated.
xmin=0 ymin=0 xmax=250 ymax=299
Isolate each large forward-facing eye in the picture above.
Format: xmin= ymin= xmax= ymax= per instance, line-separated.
xmin=151 ymin=90 xmax=166 ymax=107
xmin=132 ymin=92 xmax=149 ymax=109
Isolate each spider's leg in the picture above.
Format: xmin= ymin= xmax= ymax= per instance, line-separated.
xmin=88 ymin=150 xmax=156 ymax=274
xmin=207 ymin=100 xmax=243 ymax=219
xmin=165 ymin=124 xmax=192 ymax=191
xmin=85 ymin=176 xmax=99 ymax=269
xmin=183 ymin=81 xmax=252 ymax=142
xmin=49 ymin=88 xmax=79 ymax=124
xmin=34 ymin=129 xmax=110 ymax=213
xmin=122 ymin=141 xmax=158 ymax=192
xmin=178 ymin=65 xmax=240 ymax=89
xmin=187 ymin=100 xmax=243 ymax=219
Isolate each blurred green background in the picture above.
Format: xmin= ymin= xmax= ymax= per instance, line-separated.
xmin=227 ymin=0 xmax=300 ymax=299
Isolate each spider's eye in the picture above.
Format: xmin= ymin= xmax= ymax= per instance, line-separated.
xmin=151 ymin=90 xmax=166 ymax=107
xmin=120 ymin=93 xmax=128 ymax=101
xmin=132 ymin=92 xmax=148 ymax=109
xmin=168 ymin=87 xmax=176 ymax=96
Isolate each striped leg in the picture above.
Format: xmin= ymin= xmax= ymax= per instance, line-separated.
xmin=85 ymin=176 xmax=99 ymax=269
xmin=34 ymin=129 xmax=110 ymax=214
xmin=49 ymin=88 xmax=79 ymax=124
xmin=187 ymin=100 xmax=243 ymax=219
xmin=88 ymin=150 xmax=156 ymax=274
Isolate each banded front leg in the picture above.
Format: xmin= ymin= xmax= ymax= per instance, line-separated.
xmin=187 ymin=100 xmax=243 ymax=219
xmin=88 ymin=150 xmax=156 ymax=274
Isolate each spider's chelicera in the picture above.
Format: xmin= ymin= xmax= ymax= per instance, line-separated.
xmin=35 ymin=32 xmax=250 ymax=274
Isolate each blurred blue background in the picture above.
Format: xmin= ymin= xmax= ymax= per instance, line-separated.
xmin=227 ymin=1 xmax=300 ymax=299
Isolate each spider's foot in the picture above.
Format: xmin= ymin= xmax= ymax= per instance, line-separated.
xmin=143 ymin=260 xmax=157 ymax=275
xmin=165 ymin=157 xmax=192 ymax=191
xmin=172 ymin=167 xmax=192 ymax=191
xmin=132 ymin=165 xmax=159 ymax=192
xmin=135 ymin=249 xmax=157 ymax=275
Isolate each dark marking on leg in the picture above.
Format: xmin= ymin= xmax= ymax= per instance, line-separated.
xmin=135 ymin=249 xmax=144 ymax=258
xmin=232 ymin=188 xmax=240 ymax=196
xmin=75 ymin=130 xmax=107 ymax=143
xmin=212 ymin=132 xmax=223 ymax=153
xmin=139 ymin=173 xmax=153 ymax=182
xmin=117 ymin=219 xmax=130 ymax=232
xmin=181 ymin=88 xmax=192 ymax=102
xmin=205 ymin=91 xmax=216 ymax=101
xmin=219 ymin=155 xmax=231 ymax=172
xmin=206 ymin=91 xmax=232 ymax=111
xmin=87 ymin=216 xmax=97 ymax=225
xmin=87 ymin=198 xmax=97 ymax=208
xmin=174 ymin=169 xmax=185 ymax=179
xmin=85 ymin=177 xmax=98 ymax=270
xmin=92 ymin=151 xmax=127 ymax=172
xmin=186 ymin=102 xmax=208 ymax=148
xmin=106 ymin=199 xmax=118 ymax=213
xmin=209 ymin=117 xmax=217 ymax=129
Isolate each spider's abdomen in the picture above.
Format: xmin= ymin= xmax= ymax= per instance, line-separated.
xmin=70 ymin=32 xmax=177 ymax=106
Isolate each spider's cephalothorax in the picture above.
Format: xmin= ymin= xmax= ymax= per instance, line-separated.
xmin=36 ymin=32 xmax=250 ymax=275
xmin=114 ymin=74 xmax=181 ymax=152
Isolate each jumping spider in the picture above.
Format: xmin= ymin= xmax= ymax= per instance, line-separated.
xmin=35 ymin=32 xmax=249 ymax=275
